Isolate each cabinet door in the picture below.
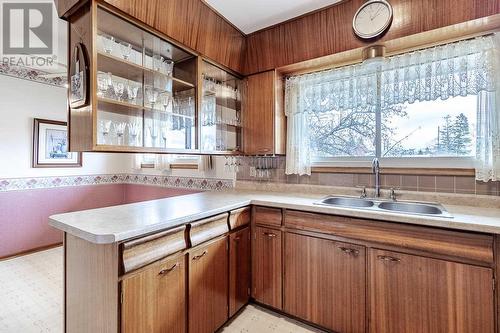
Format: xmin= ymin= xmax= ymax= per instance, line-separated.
xmin=252 ymin=226 xmax=282 ymax=309
xmin=229 ymin=227 xmax=251 ymax=317
xmin=121 ymin=255 xmax=186 ymax=333
xmin=188 ymin=237 xmax=229 ymax=333
xmin=370 ymin=249 xmax=494 ymax=333
xmin=284 ymin=233 xmax=366 ymax=333
xmin=244 ymin=70 xmax=276 ymax=155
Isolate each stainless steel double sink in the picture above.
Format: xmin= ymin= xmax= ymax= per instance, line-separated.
xmin=315 ymin=196 xmax=452 ymax=218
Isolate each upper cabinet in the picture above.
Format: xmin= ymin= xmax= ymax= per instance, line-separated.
xmin=67 ymin=3 xmax=243 ymax=154
xmin=243 ymin=70 xmax=286 ymax=155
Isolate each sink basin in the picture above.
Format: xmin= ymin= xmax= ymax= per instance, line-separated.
xmin=378 ymin=201 xmax=444 ymax=215
xmin=319 ymin=196 xmax=374 ymax=208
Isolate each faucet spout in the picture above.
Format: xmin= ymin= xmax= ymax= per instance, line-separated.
xmin=372 ymin=158 xmax=381 ymax=198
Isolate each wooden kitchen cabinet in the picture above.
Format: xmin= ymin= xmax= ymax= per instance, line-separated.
xmin=188 ymin=237 xmax=229 ymax=333
xmin=121 ymin=254 xmax=186 ymax=333
xmin=284 ymin=233 xmax=366 ymax=333
xmin=252 ymin=226 xmax=282 ymax=309
xmin=369 ymin=249 xmax=495 ymax=333
xmin=243 ymin=70 xmax=286 ymax=155
xmin=229 ymin=227 xmax=251 ymax=317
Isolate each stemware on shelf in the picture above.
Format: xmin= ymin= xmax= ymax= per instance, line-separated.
xmin=112 ymin=80 xmax=125 ymax=101
xmin=119 ymin=42 xmax=132 ymax=61
xmin=97 ymin=72 xmax=112 ymax=97
xmin=148 ymin=122 xmax=159 ymax=147
xmin=99 ymin=120 xmax=112 ymax=145
xmin=145 ymin=86 xmax=160 ymax=107
xmin=161 ymin=127 xmax=168 ymax=147
xmin=152 ymin=55 xmax=164 ymax=72
xmin=126 ymin=81 xmax=139 ymax=104
xmin=128 ymin=121 xmax=142 ymax=146
xmin=161 ymin=92 xmax=172 ymax=111
xmin=163 ymin=59 xmax=174 ymax=76
xmin=101 ymin=34 xmax=115 ymax=54
xmin=114 ymin=122 xmax=127 ymax=145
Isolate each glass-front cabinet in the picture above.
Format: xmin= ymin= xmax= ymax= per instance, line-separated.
xmin=68 ymin=4 xmax=242 ymax=155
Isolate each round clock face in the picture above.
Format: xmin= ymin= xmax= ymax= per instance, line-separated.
xmin=353 ymin=0 xmax=393 ymax=39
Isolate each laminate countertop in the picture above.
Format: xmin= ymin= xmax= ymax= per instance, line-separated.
xmin=49 ymin=189 xmax=500 ymax=244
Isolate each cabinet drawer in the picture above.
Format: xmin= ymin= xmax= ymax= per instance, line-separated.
xmin=190 ymin=213 xmax=229 ymax=247
xmin=229 ymin=207 xmax=251 ymax=230
xmin=285 ymin=210 xmax=493 ymax=264
xmin=121 ymin=225 xmax=187 ymax=274
xmin=254 ymin=206 xmax=282 ymax=227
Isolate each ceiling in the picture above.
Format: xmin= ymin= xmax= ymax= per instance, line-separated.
xmin=205 ymin=0 xmax=343 ymax=34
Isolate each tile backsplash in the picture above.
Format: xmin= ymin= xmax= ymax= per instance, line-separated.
xmin=236 ymin=157 xmax=499 ymax=196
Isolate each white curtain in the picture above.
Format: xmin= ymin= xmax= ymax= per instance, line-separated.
xmin=284 ymin=34 xmax=500 ymax=179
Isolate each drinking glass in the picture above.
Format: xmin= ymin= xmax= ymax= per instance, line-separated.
xmin=148 ymin=122 xmax=159 ymax=147
xmin=114 ymin=122 xmax=127 ymax=145
xmin=97 ymin=72 xmax=112 ymax=97
xmin=152 ymin=55 xmax=164 ymax=72
xmin=161 ymin=127 xmax=168 ymax=147
xmin=126 ymin=82 xmax=139 ymax=104
xmin=101 ymin=35 xmax=115 ymax=54
xmin=99 ymin=120 xmax=112 ymax=144
xmin=128 ymin=121 xmax=142 ymax=146
xmin=119 ymin=42 xmax=132 ymax=60
xmin=161 ymin=92 xmax=172 ymax=111
xmin=163 ymin=59 xmax=174 ymax=76
xmin=112 ymin=80 xmax=125 ymax=101
xmin=145 ymin=86 xmax=159 ymax=107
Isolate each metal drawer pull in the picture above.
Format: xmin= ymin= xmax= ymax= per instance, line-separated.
xmin=339 ymin=247 xmax=359 ymax=255
xmin=192 ymin=251 xmax=208 ymax=261
xmin=264 ymin=232 xmax=277 ymax=238
xmin=377 ymin=255 xmax=401 ymax=262
xmin=158 ymin=263 xmax=178 ymax=275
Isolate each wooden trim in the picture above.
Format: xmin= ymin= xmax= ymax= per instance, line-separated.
xmin=0 ymin=242 xmax=62 ymax=261
xmin=311 ymin=167 xmax=475 ymax=177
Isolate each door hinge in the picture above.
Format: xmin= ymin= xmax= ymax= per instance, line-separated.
xmin=120 ymin=291 xmax=124 ymax=304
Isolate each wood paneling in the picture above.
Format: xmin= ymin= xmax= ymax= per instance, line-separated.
xmin=189 ymin=213 xmax=229 ymax=247
xmin=228 ymin=207 xmax=251 ymax=230
xmin=229 ymin=227 xmax=251 ymax=317
xmin=102 ymin=0 xmax=245 ymax=73
xmin=121 ymin=225 xmax=186 ymax=274
xmin=55 ymin=0 xmax=86 ymax=18
xmin=252 ymin=226 xmax=282 ymax=309
xmin=65 ymin=233 xmax=119 ymax=333
xmin=121 ymin=254 xmax=186 ymax=333
xmin=188 ymin=237 xmax=229 ymax=333
xmin=253 ymin=206 xmax=282 ymax=227
xmin=244 ymin=0 xmax=500 ymax=74
xmin=369 ymin=248 xmax=495 ymax=333
xmin=284 ymin=233 xmax=366 ymax=333
xmin=285 ymin=210 xmax=494 ymax=265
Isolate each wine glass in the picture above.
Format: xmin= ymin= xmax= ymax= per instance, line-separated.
xmin=161 ymin=127 xmax=168 ymax=147
xmin=145 ymin=86 xmax=159 ymax=107
xmin=114 ymin=122 xmax=127 ymax=145
xmin=148 ymin=122 xmax=159 ymax=147
xmin=163 ymin=59 xmax=174 ymax=76
xmin=126 ymin=82 xmax=139 ymax=104
xmin=161 ymin=92 xmax=172 ymax=111
xmin=128 ymin=121 xmax=141 ymax=146
xmin=99 ymin=120 xmax=112 ymax=144
xmin=119 ymin=42 xmax=132 ymax=61
xmin=101 ymin=35 xmax=115 ymax=54
xmin=152 ymin=55 xmax=164 ymax=72
xmin=112 ymin=80 xmax=125 ymax=101
xmin=97 ymin=72 xmax=111 ymax=97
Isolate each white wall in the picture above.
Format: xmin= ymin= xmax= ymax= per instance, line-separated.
xmin=0 ymin=75 xmax=130 ymax=178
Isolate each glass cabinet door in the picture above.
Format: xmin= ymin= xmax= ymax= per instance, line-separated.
xmin=200 ymin=60 xmax=242 ymax=153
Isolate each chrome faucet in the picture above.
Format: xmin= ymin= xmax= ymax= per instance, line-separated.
xmin=372 ymin=158 xmax=381 ymax=198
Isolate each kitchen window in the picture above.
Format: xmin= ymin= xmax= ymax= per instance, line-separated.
xmin=285 ymin=34 xmax=500 ymax=181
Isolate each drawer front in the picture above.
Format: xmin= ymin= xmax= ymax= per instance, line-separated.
xmin=122 ymin=225 xmax=187 ymax=274
xmin=190 ymin=213 xmax=229 ymax=247
xmin=254 ymin=206 xmax=282 ymax=227
xmin=285 ymin=210 xmax=493 ymax=264
xmin=229 ymin=207 xmax=251 ymax=230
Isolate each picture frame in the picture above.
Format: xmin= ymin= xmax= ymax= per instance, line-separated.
xmin=69 ymin=43 xmax=89 ymax=108
xmin=32 ymin=118 xmax=82 ymax=168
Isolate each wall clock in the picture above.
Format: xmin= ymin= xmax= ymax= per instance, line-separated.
xmin=353 ymin=0 xmax=393 ymax=39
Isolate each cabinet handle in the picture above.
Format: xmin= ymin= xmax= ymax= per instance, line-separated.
xmin=192 ymin=250 xmax=208 ymax=261
xmin=339 ymin=247 xmax=359 ymax=256
xmin=257 ymin=148 xmax=271 ymax=153
xmin=377 ymin=255 xmax=401 ymax=263
xmin=158 ymin=263 xmax=178 ymax=275
xmin=263 ymin=232 xmax=277 ymax=238
xmin=233 ymin=236 xmax=241 ymax=241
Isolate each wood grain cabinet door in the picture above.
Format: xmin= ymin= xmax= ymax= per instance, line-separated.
xmin=284 ymin=233 xmax=366 ymax=333
xmin=229 ymin=227 xmax=251 ymax=317
xmin=188 ymin=237 xmax=229 ymax=333
xmin=369 ymin=249 xmax=495 ymax=333
xmin=121 ymin=255 xmax=186 ymax=333
xmin=252 ymin=226 xmax=282 ymax=309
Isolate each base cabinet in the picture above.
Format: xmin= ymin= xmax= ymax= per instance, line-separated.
xmin=229 ymin=227 xmax=251 ymax=317
xmin=369 ymin=249 xmax=495 ymax=333
xmin=252 ymin=226 xmax=282 ymax=309
xmin=188 ymin=237 xmax=229 ymax=333
xmin=284 ymin=233 xmax=366 ymax=333
xmin=121 ymin=255 xmax=186 ymax=333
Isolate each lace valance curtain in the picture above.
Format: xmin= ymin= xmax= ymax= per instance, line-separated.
xmin=284 ymin=34 xmax=500 ymax=180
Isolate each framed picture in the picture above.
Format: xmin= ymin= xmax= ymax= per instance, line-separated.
xmin=32 ymin=118 xmax=82 ymax=168
xmin=69 ymin=43 xmax=89 ymax=108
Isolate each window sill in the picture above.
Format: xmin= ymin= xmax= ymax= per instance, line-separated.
xmin=311 ymin=166 xmax=475 ymax=177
